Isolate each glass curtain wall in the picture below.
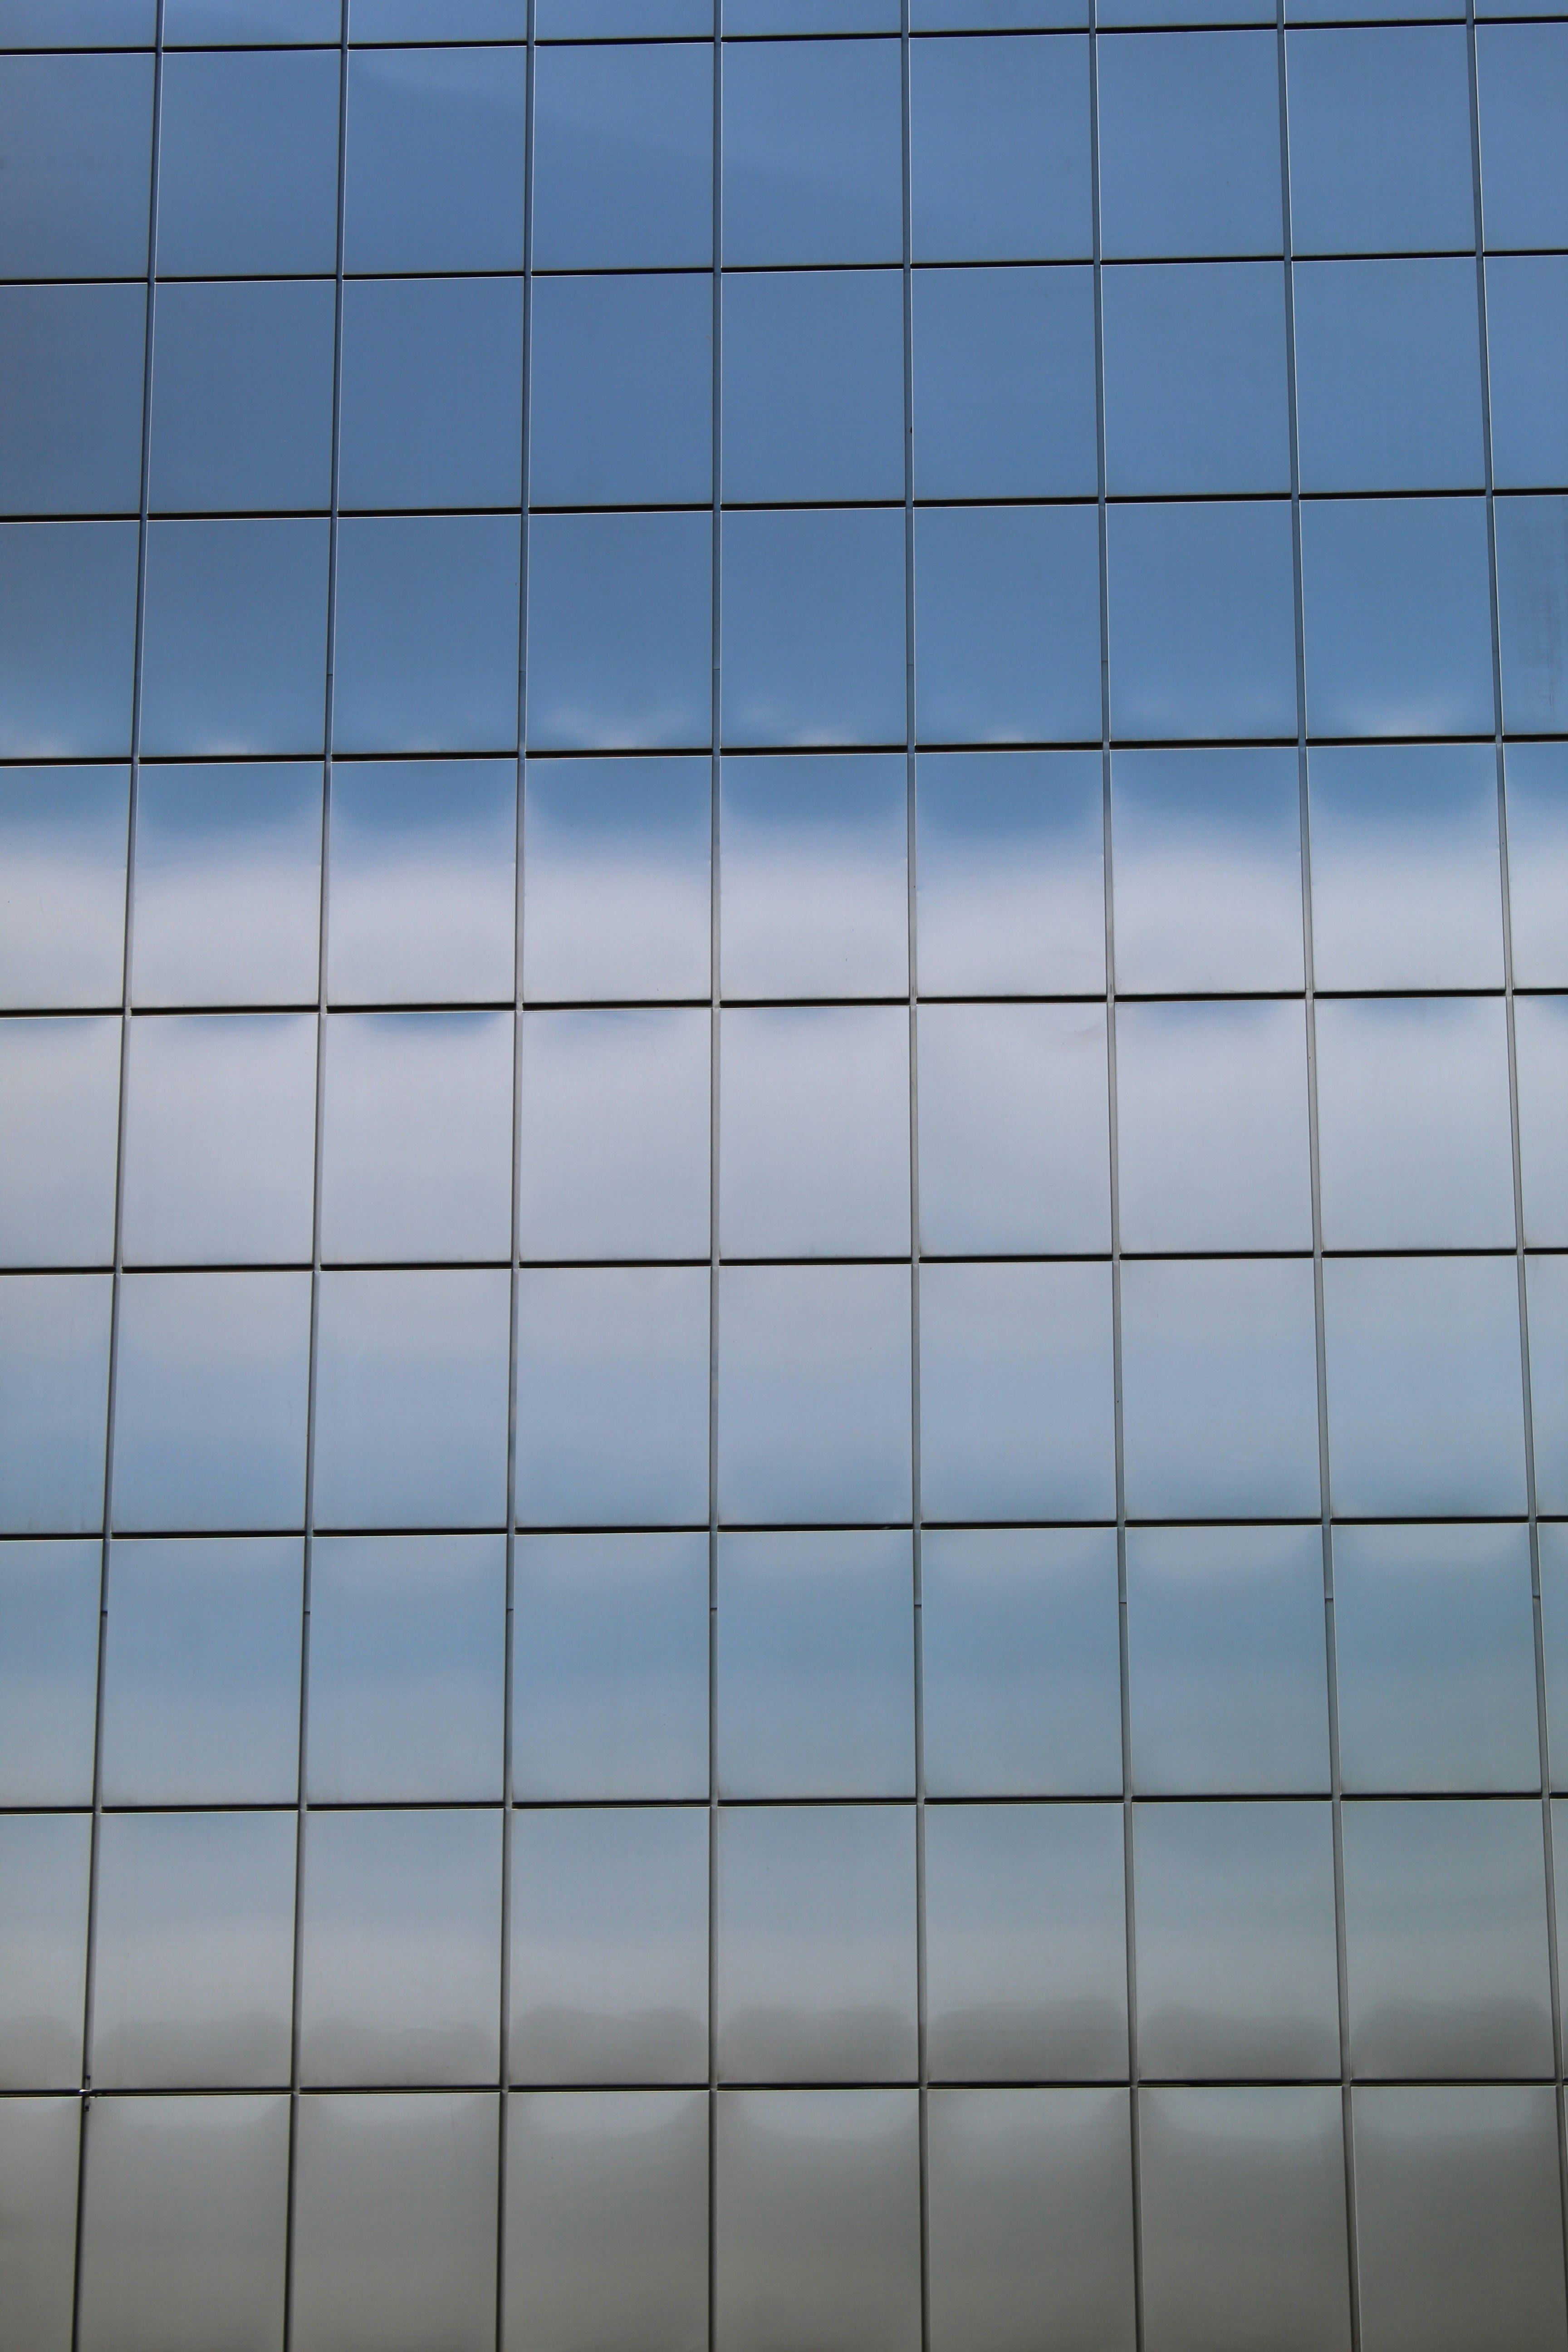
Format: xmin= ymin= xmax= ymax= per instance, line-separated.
xmin=1 ymin=0 xmax=1567 ymax=2347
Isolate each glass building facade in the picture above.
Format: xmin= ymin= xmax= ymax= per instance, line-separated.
xmin=1 ymin=0 xmax=1567 ymax=2345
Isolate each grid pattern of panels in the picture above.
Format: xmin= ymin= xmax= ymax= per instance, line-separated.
xmin=2 ymin=1 xmax=1568 ymax=2347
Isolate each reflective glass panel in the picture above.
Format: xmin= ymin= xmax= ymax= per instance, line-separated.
xmin=1116 ymin=1000 xmax=1312 ymax=1253
xmin=522 ymin=756 xmax=711 ymax=1004
xmin=0 ymin=769 xmax=127 ymax=1012
xmin=1110 ymin=747 xmax=1304 ymax=995
xmin=1306 ymin=744 xmax=1504 ymax=992
xmin=133 ymin=763 xmax=323 ymax=1011
xmin=512 ymin=1533 xmax=709 ymax=1803
xmin=921 ymin=1528 xmax=1123 ymax=1798
xmin=1284 ymin=27 xmax=1475 ymax=256
xmin=915 ymin=750 xmax=1106 ymax=997
xmin=909 ymin=34 xmax=1091 ymax=262
xmin=717 ymin=1805 xmax=917 ymax=2084
xmin=1300 ymin=499 xmax=1494 ymax=741
xmin=925 ymin=1802 xmax=1128 ymax=2080
xmin=1096 ymin=33 xmax=1281 ymax=258
xmin=102 ymin=1535 xmax=302 ymax=1805
xmin=721 ymin=508 xmax=906 ymax=750
xmin=149 ymin=281 xmax=335 ymax=516
xmin=1102 ymin=262 xmax=1289 ymax=495
xmin=1 ymin=283 xmax=146 ymax=517
xmin=717 ymin=1530 xmax=914 ymax=1799
xmin=717 ymin=1264 xmax=911 ymax=1524
xmin=338 ymin=277 xmax=523 ymax=513
xmin=917 ymin=1002 xmax=1109 ymax=1255
xmin=326 ymin=760 xmax=516 ymax=1010
xmin=720 ymin=754 xmax=906 ymax=1002
xmin=1507 ymin=744 xmax=1568 ymax=988
xmin=1294 ymin=260 xmax=1484 ymax=493
xmin=0 ymin=1813 xmax=88 ymax=2088
xmin=0 ymin=1273 xmax=111 ymax=1537
xmin=510 ymin=1807 xmax=708 ymax=2086
xmin=344 ymin=46 xmax=526 ymax=272
xmin=299 ymin=1808 xmax=502 ymax=2087
xmin=320 ymin=1011 xmax=513 ymax=1264
xmin=914 ymin=505 xmax=1102 ymax=746
xmin=722 ymin=270 xmax=903 ymax=505
xmin=122 ymin=1012 xmax=318 ymax=1266
xmin=720 ymin=1005 xmax=909 ymax=1258
xmin=911 ymin=266 xmax=1097 ymax=500
xmin=721 ymin=39 xmax=902 ymax=267
xmin=0 ymin=2096 xmax=79 ymax=2352
xmin=306 ymin=1534 xmax=505 ymax=1804
xmin=532 ymin=40 xmax=711 ymax=271
xmin=520 ymin=1009 xmax=710 ymax=1261
xmin=0 ymin=1016 xmax=121 ymax=1269
xmin=1126 ymin=1525 xmax=1330 ymax=1796
xmin=1107 ymin=502 xmax=1298 ymax=741
xmin=0 ymin=1539 xmax=100 ymax=1806
xmin=332 ymin=515 xmax=521 ymax=757
xmin=529 ymin=274 xmax=712 ymax=508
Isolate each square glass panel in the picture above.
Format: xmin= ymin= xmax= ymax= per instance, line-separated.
xmin=917 ymin=1002 xmax=1110 ymax=1255
xmin=1306 ymin=743 xmax=1503 ymax=991
xmin=1096 ymin=32 xmax=1281 ymax=259
xmin=333 ymin=515 xmax=521 ymax=757
xmin=0 ymin=1539 xmax=100 ymax=1806
xmin=512 ymin=1533 xmax=709 ymax=1802
xmin=313 ymin=1269 xmax=512 ymax=1530
xmin=1352 ymin=2086 xmax=1568 ymax=2352
xmin=320 ymin=1011 xmax=513 ymax=1264
xmin=291 ymin=2092 xmax=497 ymax=2352
xmin=133 ymin=763 xmax=322 ymax=1011
xmin=514 ymin=1267 xmax=710 ymax=1528
xmin=344 ymin=46 xmax=526 ymax=272
xmin=1314 ymin=997 xmax=1516 ymax=1250
xmin=1293 ymin=260 xmax=1484 ymax=493
xmin=505 ymin=2092 xmax=708 ymax=2352
xmin=1300 ymin=498 xmax=1494 ymax=740
xmin=111 ymin=1271 xmax=310 ymax=1533
xmin=909 ymin=34 xmax=1091 ymax=262
xmin=122 ymin=1012 xmax=318 ymax=1266
xmin=140 ymin=518 xmax=329 ymax=759
xmin=1541 ymin=1528 xmax=1568 ymax=1788
xmin=307 ymin=1534 xmax=505 ymax=1803
xmin=90 ymin=1810 xmax=296 ymax=2088
xmin=1102 ymin=262 xmax=1289 ymax=495
xmin=921 ymin=1527 xmax=1123 ymax=1798
xmin=149 ymin=280 xmax=334 ymax=516
xmin=102 ymin=1536 xmax=301 ymax=1805
xmin=529 ymin=274 xmax=711 ymax=508
xmin=1120 ymin=1259 xmax=1321 ymax=1521
xmin=918 ymin=1261 xmax=1117 ymax=1524
xmin=338 ymin=277 xmax=523 ymax=512
xmin=1133 ymin=1800 xmax=1341 ymax=2078
xmin=1107 ymin=502 xmax=1298 ymax=742
xmin=510 ymin=1807 xmax=708 ymax=2086
xmin=915 ymin=750 xmax=1105 ymax=996
xmin=1284 ymin=27 xmax=1475 ymax=256
xmin=0 ymin=283 xmax=146 ymax=518
xmin=523 ymin=756 xmax=710 ymax=1003
xmin=519 ymin=1009 xmax=710 ymax=1262
xmin=1116 ymin=1000 xmax=1312 ymax=1254
xmin=1342 ymin=1799 xmax=1553 ymax=2078
xmin=0 ymin=1813 xmax=88 ymax=2088
xmin=76 ymin=2096 xmax=289 ymax=2352
xmin=532 ymin=40 xmax=711 ymax=271
xmin=0 ymin=769 xmax=128 ymax=1012
xmin=717 ymin=1805 xmax=917 ymax=2084
xmin=717 ymin=1529 xmax=915 ymax=1799
xmin=1333 ymin=1524 xmax=1539 ymax=1795
xmin=326 ymin=760 xmax=516 ymax=1009
xmin=925 ymin=1802 xmax=1129 ymax=2080
xmin=527 ymin=512 xmax=711 ymax=753
xmin=1127 ymin=1525 xmax=1330 ymax=1796
xmin=299 ymin=1808 xmax=502 ymax=2087
xmin=911 ymin=266 xmax=1097 ymax=500
xmin=926 ymin=2088 xmax=1135 ymax=2352
xmin=721 ymin=508 xmax=906 ymax=750
xmin=720 ymin=1005 xmax=909 ymax=1258
xmin=720 ymin=754 xmax=906 ymax=1001
xmin=1138 ymin=2088 xmax=1352 ymax=2352
xmin=722 ymin=39 xmax=902 ymax=267
xmin=0 ymin=1273 xmax=111 ymax=1538
xmin=157 ymin=49 xmax=339 ymax=275
xmin=715 ymin=2091 xmax=922 ymax=2352
xmin=1323 ymin=1256 xmax=1527 ymax=1518
xmin=1110 ymin=747 xmax=1303 ymax=995
xmin=722 ymin=269 xmax=903 ymax=505
xmin=0 ymin=1016 xmax=121 ymax=1268
xmin=914 ymin=505 xmax=1102 ymax=746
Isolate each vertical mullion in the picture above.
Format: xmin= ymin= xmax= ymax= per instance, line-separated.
xmin=70 ymin=9 xmax=166 ymax=2345
xmin=708 ymin=17 xmax=722 ymax=2350
xmin=1274 ymin=20 xmax=1362 ymax=2349
xmin=281 ymin=7 xmax=350 ymax=2344
xmin=1086 ymin=18 xmax=1142 ymax=2349
xmin=498 ymin=8 xmax=538 ymax=2346
xmin=898 ymin=18 xmax=930 ymax=2352
xmin=1464 ymin=0 xmax=1568 ymax=2288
